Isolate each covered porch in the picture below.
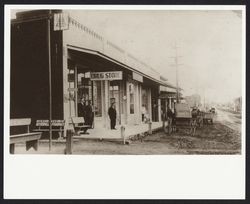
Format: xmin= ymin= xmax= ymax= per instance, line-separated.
xmin=64 ymin=45 xmax=165 ymax=132
xmin=73 ymin=121 xmax=163 ymax=141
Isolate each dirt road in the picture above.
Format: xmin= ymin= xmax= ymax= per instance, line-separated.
xmin=215 ymin=109 xmax=241 ymax=133
xmin=15 ymin=124 xmax=241 ymax=155
xmin=14 ymin=110 xmax=242 ymax=155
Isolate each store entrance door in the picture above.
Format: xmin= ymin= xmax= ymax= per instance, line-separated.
xmin=76 ymin=71 xmax=94 ymax=127
xmin=110 ymin=81 xmax=121 ymax=125
xmin=76 ymin=72 xmax=106 ymax=129
xmin=93 ymin=81 xmax=104 ymax=128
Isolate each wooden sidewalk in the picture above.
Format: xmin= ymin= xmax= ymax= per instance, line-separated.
xmin=73 ymin=122 xmax=163 ymax=143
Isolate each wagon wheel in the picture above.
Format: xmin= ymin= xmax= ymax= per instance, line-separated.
xmin=189 ymin=119 xmax=193 ymax=134
xmin=199 ymin=117 xmax=203 ymax=127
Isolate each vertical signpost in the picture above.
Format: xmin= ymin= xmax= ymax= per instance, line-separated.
xmin=47 ymin=10 xmax=68 ymax=150
xmin=74 ymin=65 xmax=78 ymax=115
xmin=48 ymin=11 xmax=52 ymax=150
xmin=46 ymin=11 xmax=69 ymax=151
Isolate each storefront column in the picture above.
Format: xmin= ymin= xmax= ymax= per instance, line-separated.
xmin=126 ymin=81 xmax=130 ymax=124
xmin=74 ymin=65 xmax=78 ymax=116
xmin=148 ymin=88 xmax=152 ymax=121
xmin=138 ymin=84 xmax=142 ymax=123
xmin=158 ymin=98 xmax=162 ymax=122
xmin=101 ymin=81 xmax=105 ymax=127
xmin=63 ymin=45 xmax=69 ymax=136
xmin=135 ymin=83 xmax=140 ymax=124
xmin=169 ymin=97 xmax=172 ymax=109
xmin=122 ymin=80 xmax=127 ymax=125
xmin=104 ymin=80 xmax=109 ymax=128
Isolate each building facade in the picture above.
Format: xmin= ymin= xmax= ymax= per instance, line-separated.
xmin=10 ymin=10 xmax=177 ymax=135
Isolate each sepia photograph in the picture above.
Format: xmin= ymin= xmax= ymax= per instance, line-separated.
xmin=4 ymin=4 xmax=246 ymax=200
xmin=8 ymin=8 xmax=244 ymax=155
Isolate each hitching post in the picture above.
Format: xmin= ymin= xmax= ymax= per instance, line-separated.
xmin=148 ymin=121 xmax=152 ymax=135
xmin=162 ymin=120 xmax=166 ymax=132
xmin=121 ymin=126 xmax=125 ymax=145
xmin=65 ymin=129 xmax=73 ymax=154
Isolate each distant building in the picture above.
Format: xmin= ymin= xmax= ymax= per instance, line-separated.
xmin=184 ymin=94 xmax=201 ymax=108
xmin=233 ymin=97 xmax=242 ymax=112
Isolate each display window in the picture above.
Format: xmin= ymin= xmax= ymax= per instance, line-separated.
xmin=129 ymin=83 xmax=135 ymax=114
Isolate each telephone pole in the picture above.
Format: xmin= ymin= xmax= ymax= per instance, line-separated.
xmin=169 ymin=42 xmax=183 ymax=104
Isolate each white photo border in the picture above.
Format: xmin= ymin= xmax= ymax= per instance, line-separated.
xmin=4 ymin=4 xmax=246 ymax=199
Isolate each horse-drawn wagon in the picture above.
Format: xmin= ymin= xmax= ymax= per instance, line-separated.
xmin=203 ymin=111 xmax=214 ymax=124
xmin=175 ymin=103 xmax=192 ymax=127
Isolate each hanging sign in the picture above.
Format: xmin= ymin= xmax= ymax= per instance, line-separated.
xmin=160 ymin=85 xmax=177 ymax=93
xmin=160 ymin=85 xmax=168 ymax=92
xmin=68 ymin=88 xmax=78 ymax=91
xmin=67 ymin=73 xmax=74 ymax=82
xmin=54 ymin=12 xmax=69 ymax=31
xmin=90 ymin=71 xmax=122 ymax=81
xmin=132 ymin=72 xmax=143 ymax=82
xmin=159 ymin=92 xmax=176 ymax=99
xmin=168 ymin=87 xmax=177 ymax=93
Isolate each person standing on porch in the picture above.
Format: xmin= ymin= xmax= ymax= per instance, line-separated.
xmin=166 ymin=106 xmax=173 ymax=134
xmin=78 ymin=98 xmax=85 ymax=118
xmin=87 ymin=100 xmax=94 ymax=128
xmin=172 ymin=107 xmax=177 ymax=132
xmin=141 ymin=104 xmax=146 ymax=122
xmin=84 ymin=100 xmax=93 ymax=127
xmin=108 ymin=103 xmax=117 ymax=130
xmin=77 ymin=99 xmax=89 ymax=134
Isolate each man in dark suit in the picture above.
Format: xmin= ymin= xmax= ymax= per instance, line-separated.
xmin=77 ymin=99 xmax=89 ymax=134
xmin=84 ymin=100 xmax=93 ymax=127
xmin=166 ymin=106 xmax=173 ymax=134
xmin=108 ymin=103 xmax=117 ymax=130
xmin=78 ymin=99 xmax=85 ymax=117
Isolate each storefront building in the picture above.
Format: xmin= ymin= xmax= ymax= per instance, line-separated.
xmin=10 ymin=10 xmax=177 ymax=134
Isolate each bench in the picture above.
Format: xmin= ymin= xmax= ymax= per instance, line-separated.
xmin=10 ymin=118 xmax=42 ymax=154
xmin=33 ymin=120 xmax=65 ymax=139
xmin=71 ymin=117 xmax=91 ymax=135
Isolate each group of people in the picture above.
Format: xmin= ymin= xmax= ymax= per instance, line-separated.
xmin=78 ymin=99 xmax=94 ymax=134
xmin=78 ymin=98 xmax=117 ymax=131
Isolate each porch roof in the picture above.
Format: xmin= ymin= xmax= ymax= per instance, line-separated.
xmin=67 ymin=45 xmax=171 ymax=87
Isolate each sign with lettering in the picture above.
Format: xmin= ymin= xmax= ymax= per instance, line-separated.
xmin=54 ymin=12 xmax=69 ymax=31
xmin=90 ymin=71 xmax=122 ymax=81
xmin=132 ymin=72 xmax=143 ymax=82
xmin=160 ymin=85 xmax=168 ymax=92
xmin=168 ymin=87 xmax=177 ymax=93
xmin=36 ymin=120 xmax=65 ymax=126
xmin=159 ymin=92 xmax=176 ymax=99
xmin=68 ymin=88 xmax=78 ymax=92
xmin=160 ymin=85 xmax=176 ymax=93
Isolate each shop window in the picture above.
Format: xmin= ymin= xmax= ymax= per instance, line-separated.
xmin=77 ymin=76 xmax=91 ymax=102
xmin=142 ymin=88 xmax=148 ymax=112
xmin=129 ymin=83 xmax=134 ymax=114
xmin=93 ymin=81 xmax=102 ymax=117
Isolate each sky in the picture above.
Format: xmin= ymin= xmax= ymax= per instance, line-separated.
xmin=11 ymin=9 xmax=243 ymax=104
